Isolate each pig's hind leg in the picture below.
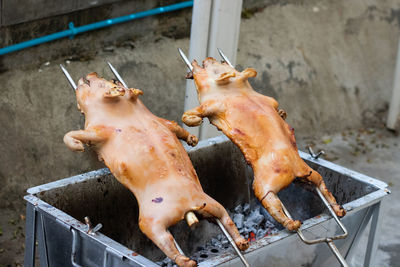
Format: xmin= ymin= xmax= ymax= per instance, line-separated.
xmin=296 ymin=165 xmax=346 ymax=218
xmin=138 ymin=217 xmax=197 ymax=267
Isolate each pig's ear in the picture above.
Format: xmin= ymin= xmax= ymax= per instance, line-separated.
xmin=103 ymin=87 xmax=125 ymax=98
xmin=241 ymin=68 xmax=257 ymax=79
xmin=128 ymin=88 xmax=143 ymax=100
xmin=215 ymin=72 xmax=236 ymax=85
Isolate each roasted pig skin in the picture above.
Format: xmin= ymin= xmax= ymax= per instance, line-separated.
xmin=64 ymin=73 xmax=248 ymax=267
xmin=182 ymin=59 xmax=346 ymax=231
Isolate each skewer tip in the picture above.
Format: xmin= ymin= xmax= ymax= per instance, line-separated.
xmin=178 ymin=48 xmax=193 ymax=71
xmin=107 ymin=61 xmax=128 ymax=88
xmin=217 ymin=48 xmax=234 ymax=68
xmin=60 ymin=64 xmax=77 ymax=90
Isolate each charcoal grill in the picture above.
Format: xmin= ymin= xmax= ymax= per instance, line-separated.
xmin=24 ymin=134 xmax=389 ymax=267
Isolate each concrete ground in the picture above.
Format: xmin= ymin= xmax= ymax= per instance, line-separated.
xmin=297 ymin=126 xmax=399 ymax=266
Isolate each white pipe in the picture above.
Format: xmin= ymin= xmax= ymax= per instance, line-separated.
xmin=200 ymin=0 xmax=243 ymax=139
xmin=387 ymin=36 xmax=400 ymax=130
xmin=184 ymin=0 xmax=212 ymax=137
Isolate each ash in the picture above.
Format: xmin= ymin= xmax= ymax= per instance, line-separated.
xmin=157 ymin=203 xmax=280 ymax=266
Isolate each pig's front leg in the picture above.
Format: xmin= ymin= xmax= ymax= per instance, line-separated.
xmin=159 ymin=118 xmax=198 ymax=147
xmin=182 ymin=100 xmax=221 ymax=127
xmin=64 ymin=130 xmax=107 ymax=152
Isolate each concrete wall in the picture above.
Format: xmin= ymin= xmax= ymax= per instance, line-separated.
xmin=0 ymin=0 xmax=190 ymax=70
xmin=237 ymin=0 xmax=400 ymax=135
xmin=1 ymin=0 xmax=122 ymax=26
xmin=0 ymin=0 xmax=399 ymax=210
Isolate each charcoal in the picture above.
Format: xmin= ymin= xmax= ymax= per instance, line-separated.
xmin=233 ymin=213 xmax=245 ymax=229
xmin=210 ymin=237 xmax=221 ymax=247
xmin=264 ymin=220 xmax=275 ymax=229
xmin=243 ymin=203 xmax=251 ymax=215
xmin=260 ymin=205 xmax=275 ymax=222
xmin=234 ymin=204 xmax=243 ymax=214
xmin=256 ymin=228 xmax=268 ymax=239
xmin=159 ymin=202 xmax=279 ymax=265
xmin=248 ymin=208 xmax=264 ymax=226
xmin=248 ymin=226 xmax=257 ymax=234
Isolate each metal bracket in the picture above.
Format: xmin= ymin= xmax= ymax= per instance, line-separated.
xmin=84 ymin=216 xmax=103 ymax=235
xmin=216 ymin=48 xmax=349 ymax=267
xmin=307 ymin=146 xmax=325 ymax=160
xmin=281 ymin=188 xmax=349 ymax=267
xmin=71 ymin=228 xmax=83 ymax=267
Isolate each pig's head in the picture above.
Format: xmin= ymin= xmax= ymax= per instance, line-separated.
xmin=189 ymin=57 xmax=257 ymax=99
xmin=75 ymin=72 xmax=143 ymax=114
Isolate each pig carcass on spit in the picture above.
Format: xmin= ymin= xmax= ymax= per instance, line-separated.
xmin=182 ymin=59 xmax=346 ymax=231
xmin=64 ymin=73 xmax=248 ymax=267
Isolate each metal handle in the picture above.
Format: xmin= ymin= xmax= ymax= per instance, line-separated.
xmin=216 ymin=48 xmax=347 ymax=266
xmin=71 ymin=229 xmax=83 ymax=267
xmin=327 ymin=238 xmax=349 ymax=267
xmin=307 ymin=146 xmax=325 ymax=159
xmin=281 ymin=187 xmax=349 ymax=267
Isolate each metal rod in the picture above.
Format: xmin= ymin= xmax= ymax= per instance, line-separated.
xmin=282 ymin=196 xmax=349 ymax=267
xmin=171 ymin=232 xmax=185 ymax=256
xmin=212 ymin=49 xmax=349 ymax=266
xmin=107 ymin=62 xmax=128 ymax=88
xmin=327 ymin=239 xmax=349 ymax=267
xmin=60 ymin=64 xmax=77 ymax=90
xmin=107 ymin=61 xmax=196 ymax=259
xmin=307 ymin=146 xmax=325 ymax=160
xmin=315 ymin=188 xmax=348 ymax=239
xmin=71 ymin=229 xmax=83 ymax=267
xmin=108 ymin=61 xmax=201 ymax=230
xmin=216 ymin=218 xmax=249 ymax=267
xmin=217 ymin=48 xmax=234 ymax=67
xmin=178 ymin=48 xmax=194 ymax=71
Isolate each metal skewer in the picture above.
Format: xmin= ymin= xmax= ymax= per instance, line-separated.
xmin=217 ymin=48 xmax=233 ymax=68
xmin=59 ymin=63 xmax=197 ymax=262
xmin=178 ymin=48 xmax=250 ymax=267
xmin=216 ymin=219 xmax=250 ymax=267
xmin=107 ymin=61 xmax=200 ymax=227
xmin=178 ymin=48 xmax=193 ymax=72
xmin=216 ymin=48 xmax=349 ymax=267
xmin=106 ymin=61 xmax=199 ymax=259
xmin=60 ymin=64 xmax=77 ymax=90
xmin=107 ymin=62 xmax=128 ymax=88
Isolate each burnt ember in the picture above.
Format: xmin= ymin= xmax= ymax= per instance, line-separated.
xmin=157 ymin=203 xmax=280 ymax=266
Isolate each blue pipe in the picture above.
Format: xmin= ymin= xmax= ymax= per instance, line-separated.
xmin=0 ymin=1 xmax=193 ymax=55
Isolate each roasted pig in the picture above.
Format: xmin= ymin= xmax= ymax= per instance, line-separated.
xmin=64 ymin=73 xmax=248 ymax=267
xmin=182 ymin=58 xmax=346 ymax=231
